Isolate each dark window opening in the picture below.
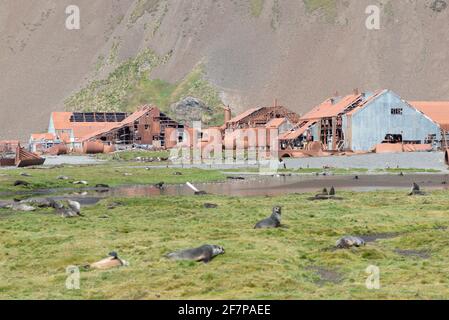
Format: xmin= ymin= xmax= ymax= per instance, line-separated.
xmin=383 ymin=134 xmax=403 ymax=143
xmin=391 ymin=108 xmax=403 ymax=115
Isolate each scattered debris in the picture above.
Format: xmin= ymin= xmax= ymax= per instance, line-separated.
xmin=336 ymin=236 xmax=366 ymax=249
xmin=57 ymin=175 xmax=69 ymax=180
xmin=173 ymin=172 xmax=183 ymax=176
xmin=186 ymin=182 xmax=208 ymax=195
xmin=203 ymin=203 xmax=218 ymax=209
xmin=20 ymin=172 xmax=32 ymax=177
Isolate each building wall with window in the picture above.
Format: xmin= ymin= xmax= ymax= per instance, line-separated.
xmin=346 ymin=90 xmax=441 ymax=151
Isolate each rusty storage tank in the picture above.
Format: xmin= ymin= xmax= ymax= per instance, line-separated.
xmin=103 ymin=144 xmax=116 ymax=154
xmin=47 ymin=144 xmax=68 ymax=156
xmin=83 ymin=141 xmax=105 ymax=154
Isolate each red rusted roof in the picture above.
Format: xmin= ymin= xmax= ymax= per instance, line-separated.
xmin=278 ymin=121 xmax=314 ymax=140
xmin=80 ymin=106 xmax=154 ymax=142
xmin=265 ymin=118 xmax=287 ymax=129
xmin=50 ymin=112 xmax=121 ymax=142
xmin=409 ymin=101 xmax=449 ymax=130
xmin=301 ymin=95 xmax=362 ymax=120
xmin=346 ymin=90 xmax=386 ymax=116
xmin=228 ymin=107 xmax=263 ymax=123
xmin=30 ymin=133 xmax=56 ymax=141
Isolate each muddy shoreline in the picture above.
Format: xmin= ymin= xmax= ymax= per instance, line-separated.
xmin=1 ymin=173 xmax=448 ymax=202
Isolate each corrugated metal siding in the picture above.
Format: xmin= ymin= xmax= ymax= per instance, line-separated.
xmin=349 ymin=91 xmax=441 ymax=151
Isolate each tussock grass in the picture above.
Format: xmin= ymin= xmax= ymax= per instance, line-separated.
xmin=2 ymin=190 xmax=449 ymax=299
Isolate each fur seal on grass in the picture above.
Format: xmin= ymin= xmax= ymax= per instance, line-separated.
xmin=50 ymin=200 xmax=83 ymax=218
xmin=154 ymin=182 xmax=165 ymax=190
xmin=254 ymin=206 xmax=282 ymax=229
xmin=309 ymin=186 xmax=343 ymax=201
xmin=409 ymin=182 xmax=425 ymax=196
xmin=87 ymin=252 xmax=129 ymax=270
xmin=13 ymin=180 xmax=29 ymax=187
xmin=336 ymin=236 xmax=366 ymax=249
xmin=166 ymin=245 xmax=225 ymax=263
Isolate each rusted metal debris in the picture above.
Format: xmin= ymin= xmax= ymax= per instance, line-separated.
xmin=15 ymin=146 xmax=45 ymax=167
xmin=1 ymin=143 xmax=45 ymax=167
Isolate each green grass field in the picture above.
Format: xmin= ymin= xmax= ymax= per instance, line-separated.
xmin=0 ymin=165 xmax=225 ymax=196
xmin=1 ymin=188 xmax=449 ymax=299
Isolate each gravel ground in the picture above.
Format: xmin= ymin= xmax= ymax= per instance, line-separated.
xmin=284 ymin=152 xmax=447 ymax=171
xmin=42 ymin=155 xmax=105 ymax=166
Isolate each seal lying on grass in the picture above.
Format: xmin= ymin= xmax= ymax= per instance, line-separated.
xmin=165 ymin=245 xmax=225 ymax=263
xmin=254 ymin=206 xmax=282 ymax=229
xmin=336 ymin=236 xmax=366 ymax=249
xmin=86 ymin=252 xmax=129 ymax=270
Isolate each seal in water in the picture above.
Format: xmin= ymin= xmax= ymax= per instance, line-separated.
xmin=166 ymin=245 xmax=225 ymax=263
xmin=336 ymin=236 xmax=366 ymax=249
xmin=409 ymin=182 xmax=425 ymax=196
xmin=254 ymin=206 xmax=282 ymax=229
xmin=87 ymin=252 xmax=129 ymax=270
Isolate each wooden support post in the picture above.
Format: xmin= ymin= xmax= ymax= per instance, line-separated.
xmin=441 ymin=129 xmax=448 ymax=150
xmin=331 ymin=117 xmax=337 ymax=150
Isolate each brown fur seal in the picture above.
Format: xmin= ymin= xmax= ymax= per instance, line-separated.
xmin=409 ymin=182 xmax=425 ymax=196
xmin=87 ymin=252 xmax=128 ymax=270
xmin=309 ymin=186 xmax=343 ymax=201
xmin=254 ymin=206 xmax=282 ymax=229
xmin=336 ymin=236 xmax=366 ymax=249
xmin=166 ymin=245 xmax=225 ymax=263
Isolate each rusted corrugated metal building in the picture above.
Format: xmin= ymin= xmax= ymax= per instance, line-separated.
xmin=280 ymin=89 xmax=444 ymax=153
xmin=31 ymin=106 xmax=185 ymax=153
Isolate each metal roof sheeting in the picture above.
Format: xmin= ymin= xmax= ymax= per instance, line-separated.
xmin=410 ymin=101 xmax=449 ymax=131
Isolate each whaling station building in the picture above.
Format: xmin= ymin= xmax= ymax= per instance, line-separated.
xmin=23 ymin=89 xmax=449 ymax=160
xmin=279 ymin=89 xmax=449 ymax=156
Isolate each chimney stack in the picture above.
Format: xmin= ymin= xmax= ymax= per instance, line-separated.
xmin=224 ymin=105 xmax=232 ymax=123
